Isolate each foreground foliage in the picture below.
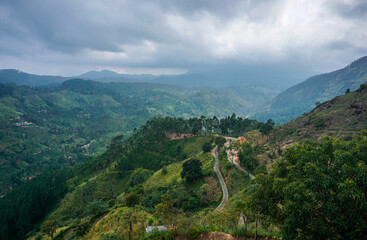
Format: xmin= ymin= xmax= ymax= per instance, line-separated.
xmin=250 ymin=130 xmax=367 ymax=239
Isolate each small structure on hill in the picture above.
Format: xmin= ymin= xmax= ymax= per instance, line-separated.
xmin=145 ymin=224 xmax=174 ymax=234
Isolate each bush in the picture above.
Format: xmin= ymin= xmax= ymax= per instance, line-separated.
xmin=359 ymin=83 xmax=366 ymax=91
xmin=84 ymin=200 xmax=108 ymax=217
xmin=214 ymin=136 xmax=226 ymax=147
xmin=76 ymin=221 xmax=91 ymax=236
xmin=162 ymin=166 xmax=168 ymax=175
xmin=202 ymin=142 xmax=212 ymax=153
xmin=100 ymin=233 xmax=124 ymax=240
xmin=254 ymin=164 xmax=266 ymax=175
xmin=313 ymin=118 xmax=325 ymax=129
xmin=188 ymin=226 xmax=203 ymax=239
xmin=144 ymin=230 xmax=175 ymax=240
xmin=181 ymin=158 xmax=202 ymax=183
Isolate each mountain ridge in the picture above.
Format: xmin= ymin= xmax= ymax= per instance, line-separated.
xmin=257 ymin=56 xmax=367 ymax=123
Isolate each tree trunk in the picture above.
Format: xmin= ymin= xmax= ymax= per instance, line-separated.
xmin=244 ymin=223 xmax=247 ymax=240
xmin=129 ymin=221 xmax=132 ymax=240
xmin=255 ymin=215 xmax=258 ymax=240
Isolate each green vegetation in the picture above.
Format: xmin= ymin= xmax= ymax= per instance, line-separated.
xmin=181 ymin=158 xmax=203 ymax=183
xmin=249 ymin=131 xmax=367 ymax=239
xmin=0 ymin=82 xmax=366 ymax=239
xmin=238 ymin=142 xmax=257 ymax=172
xmin=0 ymin=80 xmax=272 ymax=194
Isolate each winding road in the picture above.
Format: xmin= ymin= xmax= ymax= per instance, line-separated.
xmin=212 ymin=145 xmax=228 ymax=211
xmin=212 ymin=138 xmax=255 ymax=211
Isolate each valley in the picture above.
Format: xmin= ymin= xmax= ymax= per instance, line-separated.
xmin=0 ymin=58 xmax=366 ymax=240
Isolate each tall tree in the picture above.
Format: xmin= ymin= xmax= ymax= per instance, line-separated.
xmin=181 ymin=158 xmax=203 ymax=183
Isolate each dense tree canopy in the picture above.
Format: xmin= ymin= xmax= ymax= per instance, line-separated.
xmin=249 ymin=130 xmax=367 ymax=240
xmin=181 ymin=158 xmax=203 ymax=183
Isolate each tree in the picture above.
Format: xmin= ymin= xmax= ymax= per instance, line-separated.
xmin=41 ymin=220 xmax=58 ymax=239
xmin=345 ymin=88 xmax=351 ymax=94
xmin=155 ymin=194 xmax=174 ymax=224
xmin=214 ymin=136 xmax=226 ymax=148
xmin=202 ymin=142 xmax=212 ymax=153
xmin=359 ymin=83 xmax=366 ymax=91
xmin=238 ymin=143 xmax=257 ymax=171
xmin=259 ymin=119 xmax=274 ymax=135
xmin=181 ymin=158 xmax=202 ymax=183
xmin=125 ymin=192 xmax=141 ymax=208
xmin=123 ymin=208 xmax=138 ymax=240
xmin=249 ymin=131 xmax=367 ymax=240
xmin=85 ymin=200 xmax=108 ymax=217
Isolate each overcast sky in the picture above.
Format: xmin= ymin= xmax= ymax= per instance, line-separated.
xmin=0 ymin=0 xmax=366 ymax=80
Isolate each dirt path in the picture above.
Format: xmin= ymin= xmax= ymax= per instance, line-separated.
xmin=224 ymin=138 xmax=254 ymax=180
xmin=211 ymin=145 xmax=228 ymax=211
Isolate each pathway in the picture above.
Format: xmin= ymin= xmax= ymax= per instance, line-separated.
xmin=211 ymin=145 xmax=228 ymax=210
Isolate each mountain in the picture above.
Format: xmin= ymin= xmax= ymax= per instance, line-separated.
xmin=0 ymin=115 xmax=270 ymax=240
xmin=0 ymin=69 xmax=68 ymax=87
xmin=78 ymin=69 xmax=159 ymax=83
xmin=78 ymin=69 xmax=124 ymax=79
xmin=256 ymin=56 xmax=367 ymax=123
xmin=0 ymin=79 xmax=278 ymax=194
xmin=0 ymin=84 xmax=366 ymax=240
xmin=245 ymin=83 xmax=367 ymax=167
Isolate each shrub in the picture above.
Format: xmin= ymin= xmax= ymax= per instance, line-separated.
xmin=100 ymin=233 xmax=124 ymax=240
xmin=84 ymin=200 xmax=108 ymax=217
xmin=162 ymin=166 xmax=168 ymax=175
xmin=144 ymin=230 xmax=175 ymax=240
xmin=181 ymin=158 xmax=202 ymax=183
xmin=188 ymin=226 xmax=203 ymax=239
xmin=254 ymin=164 xmax=266 ymax=175
xmin=202 ymin=142 xmax=212 ymax=153
xmin=359 ymin=83 xmax=366 ymax=91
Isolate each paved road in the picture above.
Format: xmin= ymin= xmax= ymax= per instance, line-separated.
xmin=224 ymin=138 xmax=254 ymax=180
xmin=212 ymin=145 xmax=229 ymax=211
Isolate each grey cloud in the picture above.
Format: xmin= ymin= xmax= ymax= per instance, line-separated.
xmin=0 ymin=0 xmax=366 ymax=80
xmin=329 ymin=0 xmax=367 ymax=19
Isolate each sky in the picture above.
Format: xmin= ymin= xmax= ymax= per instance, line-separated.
xmin=0 ymin=0 xmax=366 ymax=83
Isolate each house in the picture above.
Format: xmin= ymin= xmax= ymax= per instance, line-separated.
xmin=145 ymin=224 xmax=174 ymax=234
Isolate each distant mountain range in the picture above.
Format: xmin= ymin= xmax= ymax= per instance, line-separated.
xmin=0 ymin=69 xmax=69 ymax=87
xmin=1 ymin=56 xmax=367 ymax=124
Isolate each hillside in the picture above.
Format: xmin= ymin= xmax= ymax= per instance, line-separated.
xmin=256 ymin=56 xmax=367 ymax=123
xmin=0 ymin=116 xmax=268 ymax=240
xmin=0 ymin=80 xmax=277 ymax=194
xmin=0 ymin=93 xmax=366 ymax=239
xmin=244 ymin=84 xmax=367 ymax=169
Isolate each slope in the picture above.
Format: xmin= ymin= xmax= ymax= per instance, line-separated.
xmin=257 ymin=56 xmax=367 ymax=123
xmin=245 ymin=84 xmax=367 ymax=169
xmin=0 ymin=79 xmax=274 ymax=194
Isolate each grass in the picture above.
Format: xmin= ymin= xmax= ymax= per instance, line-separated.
xmin=143 ymin=161 xmax=183 ymax=190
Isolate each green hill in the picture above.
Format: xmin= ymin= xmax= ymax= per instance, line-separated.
xmin=256 ymin=56 xmax=367 ymax=123
xmin=244 ymin=83 xmax=367 ymax=169
xmin=0 ymin=115 xmax=267 ymax=240
xmin=0 ymin=79 xmax=277 ymax=194
xmin=1 ymin=86 xmax=366 ymax=239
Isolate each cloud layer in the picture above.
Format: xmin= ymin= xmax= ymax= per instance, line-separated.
xmin=0 ymin=0 xmax=366 ymax=80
